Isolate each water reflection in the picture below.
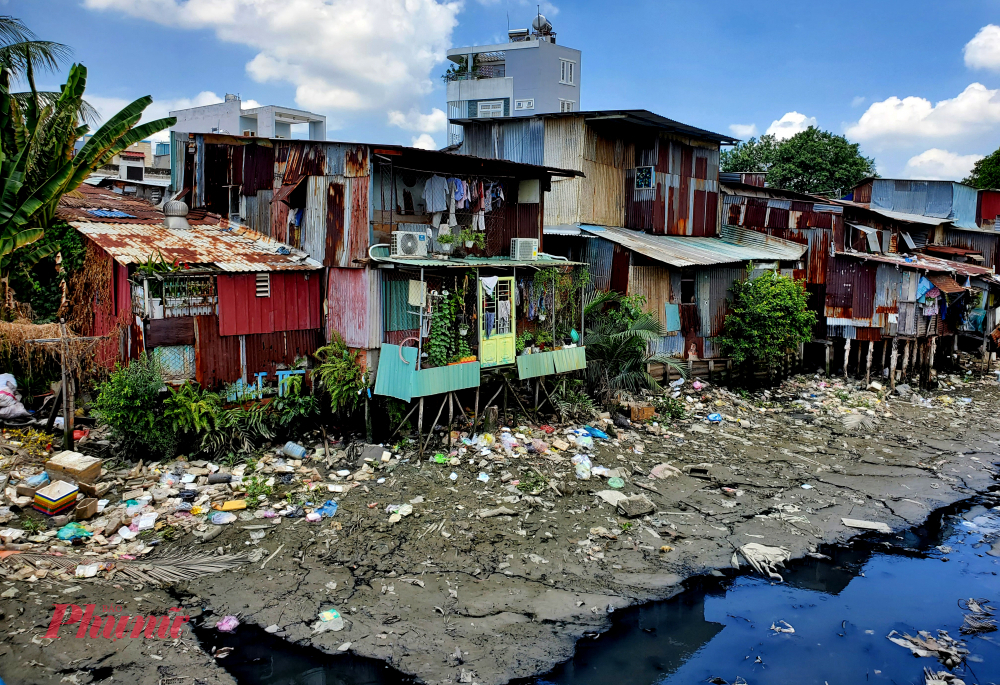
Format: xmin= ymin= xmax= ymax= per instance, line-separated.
xmin=530 ymin=501 xmax=1000 ymax=685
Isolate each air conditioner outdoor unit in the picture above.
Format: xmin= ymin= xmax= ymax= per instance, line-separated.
xmin=392 ymin=231 xmax=428 ymax=258
xmin=510 ymin=238 xmax=539 ymax=261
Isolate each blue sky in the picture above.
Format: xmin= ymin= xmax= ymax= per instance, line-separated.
xmin=11 ymin=0 xmax=1000 ymax=179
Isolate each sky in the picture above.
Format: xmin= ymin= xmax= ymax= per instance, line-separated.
xmin=10 ymin=0 xmax=1000 ymax=180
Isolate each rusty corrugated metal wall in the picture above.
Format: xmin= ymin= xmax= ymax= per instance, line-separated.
xmin=938 ymin=227 xmax=1000 ymax=270
xmin=628 ymin=265 xmax=672 ymax=328
xmin=217 ymin=272 xmax=322 ymax=336
xmin=543 ymin=116 xmax=585 ymax=226
xmin=327 ymin=267 xmax=382 ymax=348
xmin=195 ymin=315 xmax=241 ymax=388
xmin=978 ymin=190 xmax=1000 ymax=229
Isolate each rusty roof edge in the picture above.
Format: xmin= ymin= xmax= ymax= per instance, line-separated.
xmin=70 ymin=220 xmax=323 ymax=272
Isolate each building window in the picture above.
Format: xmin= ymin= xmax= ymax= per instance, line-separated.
xmin=477 ymin=100 xmax=504 ymax=118
xmin=559 ymin=59 xmax=575 ymax=85
xmin=242 ymin=130 xmax=256 ymax=137
xmin=255 ymin=273 xmax=270 ymax=298
xmin=634 ymin=166 xmax=654 ymax=190
xmin=514 ymin=99 xmax=534 ymax=111
xmin=681 ymin=270 xmax=695 ymax=304
xmin=126 ymin=165 xmax=143 ymax=181
xmin=559 ymin=99 xmax=575 ymax=113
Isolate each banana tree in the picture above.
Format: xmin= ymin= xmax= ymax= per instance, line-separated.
xmin=0 ymin=57 xmax=175 ymax=275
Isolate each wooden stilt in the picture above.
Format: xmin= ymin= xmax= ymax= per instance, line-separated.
xmin=423 ymin=394 xmax=450 ymax=453
xmin=59 ymin=319 xmax=74 ymax=451
xmin=865 ymin=341 xmax=874 ymax=385
xmin=889 ymin=338 xmax=899 ymax=391
xmin=472 ymin=386 xmax=480 ymax=434
xmin=927 ymin=335 xmax=937 ymax=383
xmin=388 ymin=401 xmax=419 ymax=441
xmin=901 ymin=339 xmax=911 ymax=382
xmin=417 ymin=398 xmax=425 ymax=459
xmin=447 ymin=392 xmax=454 ymax=451
xmin=709 ymin=360 xmax=715 ymax=382
xmin=825 ymin=343 xmax=831 ymax=378
xmin=843 ymin=338 xmax=851 ymax=378
xmin=880 ymin=340 xmax=888 ymax=377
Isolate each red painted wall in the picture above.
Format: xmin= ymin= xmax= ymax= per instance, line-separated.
xmin=217 ymin=271 xmax=322 ymax=337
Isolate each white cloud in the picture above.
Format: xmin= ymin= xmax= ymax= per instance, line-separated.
xmin=851 ymin=96 xmax=866 ymax=107
xmin=728 ymin=123 xmax=758 ymax=139
xmin=845 ymin=83 xmax=1000 ymax=147
xmin=410 ymin=133 xmax=437 ymax=149
xmin=388 ymin=108 xmax=447 ymax=133
xmin=965 ymin=24 xmax=1000 ymax=71
xmin=765 ymin=111 xmax=817 ymax=140
xmin=83 ymin=0 xmax=461 ymax=115
xmin=904 ymin=148 xmax=982 ymax=180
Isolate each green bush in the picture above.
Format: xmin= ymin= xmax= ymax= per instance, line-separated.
xmin=715 ymin=266 xmax=817 ymax=370
xmin=93 ymin=353 xmax=175 ymax=458
xmin=269 ymin=375 xmax=319 ymax=437
xmin=313 ymin=333 xmax=368 ymax=415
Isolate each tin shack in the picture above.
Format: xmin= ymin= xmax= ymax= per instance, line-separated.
xmin=58 ymin=184 xmax=324 ymax=388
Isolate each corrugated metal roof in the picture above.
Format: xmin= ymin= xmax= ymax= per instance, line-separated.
xmin=579 ymin=224 xmax=806 ymax=267
xmin=452 ymin=109 xmax=739 ymax=144
xmin=75 ymin=222 xmax=322 ymax=272
xmin=63 ymin=185 xmax=320 ymax=272
xmin=867 ymin=208 xmax=952 ymax=225
xmin=369 ymin=248 xmax=584 ymax=268
xmin=927 ymin=273 xmax=966 ymax=294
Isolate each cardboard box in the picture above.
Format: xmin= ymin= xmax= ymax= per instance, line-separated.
xmin=75 ymin=498 xmax=98 ymax=521
xmin=624 ymin=402 xmax=654 ymax=422
xmin=45 ymin=451 xmax=102 ymax=484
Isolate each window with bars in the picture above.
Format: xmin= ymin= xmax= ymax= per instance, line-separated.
xmin=477 ymin=100 xmax=504 ymax=118
xmin=559 ymin=99 xmax=575 ymax=113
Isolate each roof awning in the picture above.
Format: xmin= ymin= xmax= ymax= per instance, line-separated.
xmin=273 ymin=177 xmax=306 ymax=205
xmin=927 ymin=273 xmax=966 ymax=295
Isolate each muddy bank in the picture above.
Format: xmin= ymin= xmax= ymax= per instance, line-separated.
xmin=2 ymin=374 xmax=999 ymax=685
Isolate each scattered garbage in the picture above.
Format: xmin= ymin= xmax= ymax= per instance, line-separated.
xmin=210 ymin=512 xmax=238 ymax=525
xmin=281 ymin=442 xmax=308 ymax=459
xmin=842 ymin=518 xmax=892 ymax=534
xmin=313 ymin=607 xmax=345 ymax=633
xmin=887 ymin=630 xmax=968 ymax=668
xmin=56 ymin=522 xmax=92 ymax=541
xmin=770 ymin=620 xmax=795 ymax=633
xmin=732 ymin=543 xmax=792 ymax=582
xmin=215 ymin=616 xmax=240 ymax=633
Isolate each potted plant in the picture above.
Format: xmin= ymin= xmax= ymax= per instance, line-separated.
xmin=460 ymin=228 xmax=485 ymax=250
xmin=436 ymin=231 xmax=455 ymax=256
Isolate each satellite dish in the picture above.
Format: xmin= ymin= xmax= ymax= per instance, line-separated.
xmin=532 ymin=14 xmax=551 ymax=32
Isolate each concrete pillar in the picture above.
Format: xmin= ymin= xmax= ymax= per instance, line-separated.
xmin=901 ymin=339 xmax=911 ymax=382
xmin=889 ymin=338 xmax=899 ymax=391
xmin=843 ymin=338 xmax=851 ymax=378
xmin=824 ymin=343 xmax=831 ymax=378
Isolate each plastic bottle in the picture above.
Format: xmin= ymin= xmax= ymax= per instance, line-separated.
xmin=281 ymin=442 xmax=307 ymax=459
xmin=572 ymin=454 xmax=592 ymax=480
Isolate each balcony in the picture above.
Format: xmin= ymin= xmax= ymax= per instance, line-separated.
xmin=443 ymin=63 xmax=506 ymax=82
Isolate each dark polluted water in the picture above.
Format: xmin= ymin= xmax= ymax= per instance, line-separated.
xmin=198 ymin=495 xmax=1000 ymax=685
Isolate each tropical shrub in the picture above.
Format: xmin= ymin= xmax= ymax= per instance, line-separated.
xmin=93 ymin=353 xmax=175 ymax=458
xmin=313 ymin=333 xmax=367 ymax=415
xmin=269 ymin=374 xmax=320 ymax=437
xmin=715 ymin=266 xmax=816 ymax=374
xmin=582 ymin=291 xmax=684 ymax=402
